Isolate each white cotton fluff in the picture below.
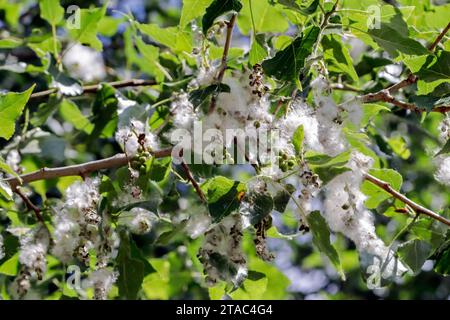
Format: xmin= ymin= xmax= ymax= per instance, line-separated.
xmin=191 ymin=65 xmax=218 ymax=87
xmin=322 ymin=152 xmax=407 ymax=279
xmin=185 ymin=210 xmax=212 ymax=239
xmin=438 ymin=116 xmax=450 ymax=143
xmin=52 ymin=178 xmax=102 ymax=264
xmin=311 ymin=77 xmax=347 ymax=156
xmin=6 ymin=149 xmax=21 ymax=173
xmin=0 ymin=234 xmax=5 ymax=260
xmin=121 ymin=208 xmax=157 ymax=235
xmin=171 ymin=93 xmax=197 ymax=130
xmin=115 ymin=119 xmax=158 ymax=156
xmin=219 ymin=77 xmax=251 ymax=112
xmin=344 ymin=100 xmax=363 ymax=127
xmin=51 ymin=210 xmax=81 ymax=263
xmin=62 ymin=43 xmax=106 ymax=82
xmin=276 ymin=102 xmax=321 ymax=153
xmin=18 ymin=227 xmax=50 ymax=280
xmin=65 ymin=178 xmax=100 ymax=217
xmin=434 ymin=155 xmax=450 ymax=186
xmin=83 ymin=268 xmax=118 ymax=300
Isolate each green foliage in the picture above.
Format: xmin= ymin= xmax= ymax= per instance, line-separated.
xmin=116 ymin=232 xmax=145 ymax=299
xmin=307 ymin=211 xmax=345 ymax=280
xmin=202 ymin=0 xmax=243 ymax=34
xmin=361 ymin=169 xmax=403 ymax=209
xmin=201 ymin=176 xmax=246 ymax=222
xmin=262 ymin=26 xmax=320 ymax=85
xmin=39 ymin=0 xmax=64 ymax=26
xmin=0 ymin=0 xmax=450 ymax=301
xmin=0 ymin=85 xmax=35 ymax=140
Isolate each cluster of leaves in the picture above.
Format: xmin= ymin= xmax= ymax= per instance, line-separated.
xmin=0 ymin=0 xmax=449 ymax=300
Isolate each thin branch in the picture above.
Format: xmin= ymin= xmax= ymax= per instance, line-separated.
xmin=208 ymin=13 xmax=237 ymax=114
xmin=5 ymin=148 xmax=173 ymax=189
xmin=428 ymin=22 xmax=450 ymax=52
xmin=13 ymin=187 xmax=44 ymax=223
xmin=364 ymin=173 xmax=450 ymax=227
xmin=29 ymin=79 xmax=157 ymax=100
xmin=358 ymin=22 xmax=450 ymax=112
xmin=180 ymin=160 xmax=207 ymax=203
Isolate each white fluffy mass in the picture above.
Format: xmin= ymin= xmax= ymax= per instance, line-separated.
xmin=434 ymin=155 xmax=450 ymax=186
xmin=322 ymin=151 xmax=407 ymax=279
xmin=120 ymin=207 xmax=157 ymax=235
xmin=83 ymin=268 xmax=118 ymax=300
xmin=115 ymin=119 xmax=158 ymax=156
xmin=62 ymin=43 xmax=106 ymax=82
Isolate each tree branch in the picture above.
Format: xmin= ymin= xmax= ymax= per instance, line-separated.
xmin=5 ymin=148 xmax=173 ymax=189
xmin=13 ymin=187 xmax=44 ymax=223
xmin=359 ymin=22 xmax=450 ymax=112
xmin=180 ymin=160 xmax=207 ymax=203
xmin=29 ymin=79 xmax=157 ymax=100
xmin=364 ymin=173 xmax=450 ymax=227
xmin=208 ymin=13 xmax=237 ymax=114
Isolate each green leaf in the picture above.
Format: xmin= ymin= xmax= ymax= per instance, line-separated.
xmin=180 ymin=0 xmax=214 ymax=27
xmin=273 ymin=184 xmax=295 ymax=213
xmin=416 ymin=51 xmax=450 ymax=82
xmin=189 ymin=83 xmax=230 ymax=109
xmin=148 ymin=157 xmax=172 ymax=182
xmin=0 ymin=180 xmax=13 ymax=201
xmin=201 ymin=176 xmax=246 ymax=222
xmin=435 ymin=139 xmax=450 ymax=157
xmin=262 ymin=26 xmax=320 ymax=84
xmin=398 ymin=239 xmax=433 ymax=275
xmin=361 ymin=169 xmax=403 ymax=209
xmin=97 ymin=16 xmax=123 ymax=37
xmin=306 ymin=150 xmax=352 ymax=185
xmin=0 ymin=85 xmax=35 ymax=140
xmin=238 ymin=0 xmax=289 ymax=35
xmin=202 ymin=0 xmax=243 ymax=34
xmin=292 ymin=125 xmax=304 ymax=156
xmin=0 ymin=38 xmax=22 ymax=49
xmin=322 ymin=34 xmax=359 ymax=83
xmin=306 ymin=211 xmax=345 ymax=280
xmin=30 ymin=95 xmax=60 ymax=127
xmin=117 ymin=232 xmax=145 ymax=299
xmin=39 ymin=0 xmax=64 ymax=26
xmin=0 ymin=253 xmax=19 ymax=276
xmin=278 ymin=0 xmax=319 ymax=15
xmin=135 ymin=36 xmax=170 ymax=82
xmin=68 ymin=4 xmax=107 ymax=51
xmin=387 ymin=135 xmax=411 ymax=160
xmin=249 ymin=34 xmax=268 ymax=66
xmin=59 ymin=99 xmax=94 ymax=134
xmin=367 ymin=13 xmax=429 ymax=58
xmin=355 ymin=55 xmax=393 ymax=77
xmin=434 ymin=240 xmax=450 ymax=276
xmin=243 ymin=191 xmax=274 ymax=225
xmin=410 ymin=218 xmax=446 ymax=250
xmin=410 ymin=94 xmax=450 ymax=113
xmin=137 ymin=23 xmax=192 ymax=53
xmin=89 ymin=84 xmax=118 ymax=141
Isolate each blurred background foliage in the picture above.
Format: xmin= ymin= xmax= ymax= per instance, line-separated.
xmin=0 ymin=0 xmax=450 ymax=300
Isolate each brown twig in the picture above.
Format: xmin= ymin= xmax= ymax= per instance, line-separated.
xmin=428 ymin=22 xmax=450 ymax=52
xmin=208 ymin=14 xmax=237 ymax=114
xmin=5 ymin=148 xmax=173 ymax=189
xmin=29 ymin=79 xmax=157 ymax=100
xmin=364 ymin=173 xmax=450 ymax=227
xmin=13 ymin=187 xmax=44 ymax=223
xmin=179 ymin=156 xmax=207 ymax=203
xmin=359 ymin=22 xmax=450 ymax=112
